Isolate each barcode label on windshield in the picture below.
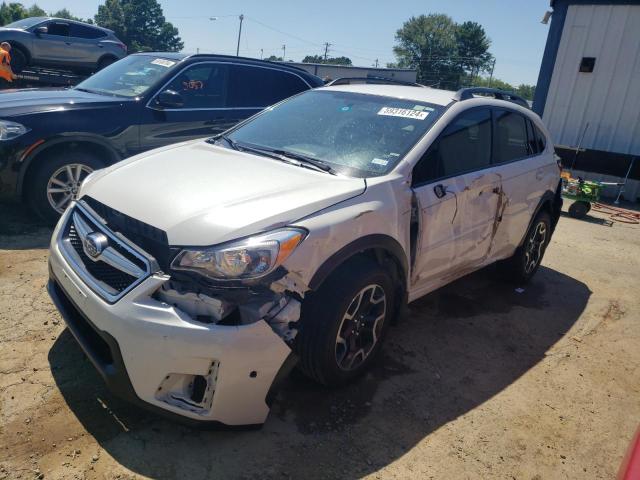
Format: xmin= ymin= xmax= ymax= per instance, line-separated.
xmin=151 ymin=58 xmax=176 ymax=67
xmin=377 ymin=107 xmax=429 ymax=120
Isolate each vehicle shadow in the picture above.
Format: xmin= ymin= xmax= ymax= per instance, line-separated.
xmin=48 ymin=265 xmax=590 ymax=479
xmin=560 ymin=210 xmax=614 ymax=227
xmin=0 ymin=200 xmax=52 ymax=249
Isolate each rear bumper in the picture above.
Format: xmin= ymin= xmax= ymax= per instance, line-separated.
xmin=47 ymin=213 xmax=293 ymax=426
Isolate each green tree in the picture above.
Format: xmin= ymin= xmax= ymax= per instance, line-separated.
xmin=51 ymin=8 xmax=88 ymax=22
xmin=0 ymin=2 xmax=27 ymax=25
xmin=516 ymin=84 xmax=536 ymax=100
xmin=95 ymin=0 xmax=183 ymax=52
xmin=302 ymin=54 xmax=352 ymax=66
xmin=455 ymin=21 xmax=494 ymax=79
xmin=265 ymin=55 xmax=283 ymax=62
xmin=26 ymin=4 xmax=45 ymax=16
xmin=393 ymin=14 xmax=460 ymax=88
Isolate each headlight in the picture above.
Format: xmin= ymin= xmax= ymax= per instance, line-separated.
xmin=171 ymin=228 xmax=307 ymax=280
xmin=0 ymin=120 xmax=29 ymax=141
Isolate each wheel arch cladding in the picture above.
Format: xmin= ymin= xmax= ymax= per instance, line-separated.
xmin=518 ymin=189 xmax=558 ymax=248
xmin=8 ymin=41 xmax=30 ymax=61
xmin=19 ymin=139 xmax=120 ymax=196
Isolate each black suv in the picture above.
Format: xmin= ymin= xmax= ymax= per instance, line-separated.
xmin=0 ymin=53 xmax=323 ymax=221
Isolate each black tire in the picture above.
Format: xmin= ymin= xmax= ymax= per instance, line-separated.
xmin=26 ymin=150 xmax=105 ymax=224
xmin=97 ymin=56 xmax=116 ymax=71
xmin=295 ymin=257 xmax=395 ymax=387
xmin=9 ymin=45 xmax=28 ymax=73
xmin=498 ymin=210 xmax=552 ymax=285
xmin=568 ymin=201 xmax=590 ymax=219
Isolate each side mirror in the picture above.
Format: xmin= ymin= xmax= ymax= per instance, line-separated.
xmin=34 ymin=26 xmax=48 ymax=35
xmin=155 ymin=89 xmax=184 ymax=109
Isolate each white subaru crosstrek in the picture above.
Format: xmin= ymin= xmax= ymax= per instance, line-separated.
xmin=47 ymin=84 xmax=562 ymax=426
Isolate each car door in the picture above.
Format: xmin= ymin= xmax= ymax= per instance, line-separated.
xmin=31 ymin=21 xmax=71 ymax=64
xmin=138 ymin=62 xmax=239 ymax=151
xmin=488 ymin=108 xmax=550 ymax=256
xmin=68 ymin=23 xmax=105 ymax=66
xmin=410 ymin=107 xmax=502 ymax=292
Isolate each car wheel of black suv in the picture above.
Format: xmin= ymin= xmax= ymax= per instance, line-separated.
xmin=296 ymin=257 xmax=395 ymax=387
xmin=27 ymin=151 xmax=105 ymax=224
xmin=499 ymin=210 xmax=552 ymax=285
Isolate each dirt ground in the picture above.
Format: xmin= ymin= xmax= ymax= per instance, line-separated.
xmin=0 ymin=200 xmax=638 ymax=480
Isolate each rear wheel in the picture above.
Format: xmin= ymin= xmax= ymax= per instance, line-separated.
xmin=498 ymin=210 xmax=551 ymax=285
xmin=97 ymin=56 xmax=116 ymax=71
xmin=26 ymin=150 xmax=104 ymax=224
xmin=8 ymin=45 xmax=28 ymax=73
xmin=296 ymin=257 xmax=395 ymax=386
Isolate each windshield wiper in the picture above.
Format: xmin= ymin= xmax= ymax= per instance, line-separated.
xmin=267 ymin=149 xmax=338 ymax=175
xmin=211 ymin=134 xmax=241 ymax=151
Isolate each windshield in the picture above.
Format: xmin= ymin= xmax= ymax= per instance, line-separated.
xmin=226 ymin=90 xmax=443 ymax=177
xmin=74 ymin=55 xmax=179 ymax=98
xmin=5 ymin=17 xmax=45 ymax=29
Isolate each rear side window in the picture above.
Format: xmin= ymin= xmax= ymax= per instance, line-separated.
xmin=165 ymin=63 xmax=229 ymax=108
xmin=46 ymin=22 xmax=69 ymax=36
xmin=413 ymin=108 xmax=492 ymax=185
xmin=70 ymin=24 xmax=107 ymax=39
xmin=228 ymin=65 xmax=309 ymax=108
xmin=494 ymin=109 xmax=528 ymax=163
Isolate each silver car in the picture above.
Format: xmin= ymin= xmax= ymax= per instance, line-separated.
xmin=0 ymin=16 xmax=126 ymax=72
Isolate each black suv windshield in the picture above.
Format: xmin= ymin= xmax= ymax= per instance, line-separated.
xmin=225 ymin=90 xmax=443 ymax=177
xmin=74 ymin=55 xmax=179 ymax=98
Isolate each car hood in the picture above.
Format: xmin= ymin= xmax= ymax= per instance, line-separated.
xmin=81 ymin=140 xmax=367 ymax=246
xmin=0 ymin=88 xmax=127 ymax=117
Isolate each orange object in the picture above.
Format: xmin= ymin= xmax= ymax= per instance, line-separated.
xmin=0 ymin=46 xmax=14 ymax=82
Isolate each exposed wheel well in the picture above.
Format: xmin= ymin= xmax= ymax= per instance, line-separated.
xmin=8 ymin=41 xmax=30 ymax=61
xmin=20 ymin=140 xmax=119 ymax=198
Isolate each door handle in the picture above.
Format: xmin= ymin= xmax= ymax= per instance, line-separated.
xmin=536 ymin=168 xmax=544 ymax=180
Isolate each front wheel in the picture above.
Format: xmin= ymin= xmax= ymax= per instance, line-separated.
xmin=26 ymin=150 xmax=104 ymax=224
xmin=295 ymin=257 xmax=395 ymax=387
xmin=498 ymin=210 xmax=551 ymax=285
xmin=9 ymin=45 xmax=27 ymax=72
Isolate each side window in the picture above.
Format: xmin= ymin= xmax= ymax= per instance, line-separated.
xmin=228 ymin=65 xmax=309 ymax=108
xmin=164 ymin=63 xmax=229 ymax=108
xmin=494 ymin=109 xmax=529 ymax=163
xmin=412 ymin=108 xmax=492 ymax=186
xmin=46 ymin=22 xmax=70 ymax=37
xmin=69 ymin=24 xmax=107 ymax=39
xmin=534 ymin=124 xmax=547 ymax=153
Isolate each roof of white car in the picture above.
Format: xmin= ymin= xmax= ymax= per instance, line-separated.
xmin=320 ymin=84 xmax=457 ymax=106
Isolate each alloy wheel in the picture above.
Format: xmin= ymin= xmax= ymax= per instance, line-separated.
xmin=524 ymin=221 xmax=547 ymax=274
xmin=46 ymin=163 xmax=94 ymax=214
xmin=335 ymin=284 xmax=387 ymax=371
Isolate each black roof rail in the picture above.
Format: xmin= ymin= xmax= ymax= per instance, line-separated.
xmin=325 ymin=76 xmax=424 ymax=87
xmin=454 ymin=87 xmax=530 ymax=109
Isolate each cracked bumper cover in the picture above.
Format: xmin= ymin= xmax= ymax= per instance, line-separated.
xmin=47 ymin=237 xmax=293 ymax=427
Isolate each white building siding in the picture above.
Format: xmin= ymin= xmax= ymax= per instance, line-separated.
xmin=543 ymin=4 xmax=640 ymax=156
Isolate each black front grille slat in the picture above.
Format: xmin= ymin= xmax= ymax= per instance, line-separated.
xmin=82 ymin=197 xmax=171 ymax=270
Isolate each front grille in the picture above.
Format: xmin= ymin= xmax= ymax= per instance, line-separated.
xmin=57 ymin=203 xmax=153 ymax=303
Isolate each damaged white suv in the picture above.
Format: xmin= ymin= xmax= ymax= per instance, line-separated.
xmin=48 ymin=84 xmax=562 ymax=426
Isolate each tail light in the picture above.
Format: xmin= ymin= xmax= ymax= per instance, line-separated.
xmin=117 ymin=42 xmax=127 ymax=53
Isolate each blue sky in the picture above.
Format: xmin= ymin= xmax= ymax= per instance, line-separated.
xmin=30 ymin=0 xmax=552 ymax=85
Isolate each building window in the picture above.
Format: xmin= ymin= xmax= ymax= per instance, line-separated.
xmin=579 ymin=57 xmax=596 ymax=73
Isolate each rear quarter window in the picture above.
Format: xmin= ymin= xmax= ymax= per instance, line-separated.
xmin=228 ymin=65 xmax=309 ymax=108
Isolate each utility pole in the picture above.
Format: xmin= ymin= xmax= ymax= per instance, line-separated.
xmin=323 ymin=42 xmax=331 ymax=61
xmin=282 ymin=44 xmax=286 ymax=61
xmin=236 ymin=14 xmax=244 ymax=57
xmin=488 ymin=58 xmax=496 ymax=87
xmin=374 ymin=58 xmax=379 ymax=68
xmin=260 ymin=48 xmax=263 ymax=60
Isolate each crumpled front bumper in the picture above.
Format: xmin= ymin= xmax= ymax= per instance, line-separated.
xmin=47 ymin=226 xmax=292 ymax=427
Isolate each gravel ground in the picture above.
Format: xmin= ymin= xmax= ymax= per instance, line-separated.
xmin=0 ymin=200 xmax=638 ymax=480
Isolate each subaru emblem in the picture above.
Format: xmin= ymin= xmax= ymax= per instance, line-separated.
xmin=84 ymin=232 xmax=108 ymax=258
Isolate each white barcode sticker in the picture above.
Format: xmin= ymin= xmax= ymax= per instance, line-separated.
xmin=151 ymin=58 xmax=176 ymax=67
xmin=371 ymin=158 xmax=389 ymax=166
xmin=378 ymin=107 xmax=429 ymax=120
